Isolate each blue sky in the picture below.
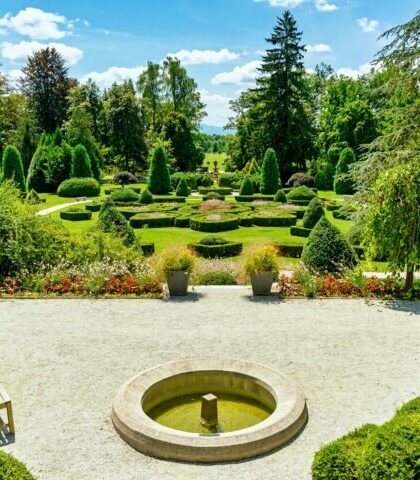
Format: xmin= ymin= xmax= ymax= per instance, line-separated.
xmin=0 ymin=0 xmax=418 ymax=127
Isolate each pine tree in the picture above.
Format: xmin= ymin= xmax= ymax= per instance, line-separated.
xmin=260 ymin=148 xmax=280 ymax=194
xmin=257 ymin=11 xmax=313 ymax=177
xmin=71 ymin=144 xmax=92 ymax=178
xmin=2 ymin=145 xmax=26 ymax=193
xmin=148 ymin=145 xmax=171 ymax=194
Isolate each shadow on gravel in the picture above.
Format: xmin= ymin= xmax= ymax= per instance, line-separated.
xmin=247 ymin=294 xmax=286 ymax=305
xmin=162 ymin=292 xmax=205 ymax=303
xmin=381 ymin=301 xmax=420 ymax=315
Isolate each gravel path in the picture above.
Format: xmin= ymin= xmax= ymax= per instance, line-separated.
xmin=0 ymin=289 xmax=419 ymax=480
xmin=37 ymin=200 xmax=90 ymax=216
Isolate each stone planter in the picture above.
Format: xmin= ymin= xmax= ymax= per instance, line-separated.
xmin=250 ymin=271 xmax=273 ymax=295
xmin=166 ymin=271 xmax=190 ymax=296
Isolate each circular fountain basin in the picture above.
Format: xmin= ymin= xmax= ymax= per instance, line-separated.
xmin=112 ymin=359 xmax=307 ymax=462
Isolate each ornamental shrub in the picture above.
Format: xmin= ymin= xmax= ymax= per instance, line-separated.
xmin=286 ymin=185 xmax=316 ymax=203
xmin=2 ymin=145 xmax=26 ymax=194
xmin=139 ymin=188 xmax=154 ymax=204
xmin=113 ymin=171 xmax=138 ymax=185
xmin=273 ymin=189 xmax=287 ymax=203
xmin=71 ymin=144 xmax=92 ymax=178
xmin=26 ymin=145 xmax=49 ymax=193
xmin=315 ymin=162 xmax=335 ymax=190
xmin=57 ymin=177 xmax=101 ymax=197
xmin=160 ymin=247 xmax=195 ymax=274
xmin=286 ymin=172 xmax=315 ymax=188
xmin=244 ymin=245 xmax=278 ymax=275
xmin=60 ymin=207 xmax=92 ymax=221
xmin=97 ymin=198 xmax=136 ymax=246
xmin=46 ymin=142 xmax=73 ymax=189
xmin=334 ymin=147 xmax=356 ymax=194
xmin=260 ymin=148 xmax=280 ymax=194
xmin=327 ymin=142 xmax=348 ymax=165
xmin=0 ymin=451 xmax=36 ymax=480
xmin=303 ymin=197 xmax=324 ymax=229
xmin=148 ymin=145 xmax=172 ymax=194
xmin=176 ymin=177 xmax=190 ymax=197
xmin=110 ymin=188 xmax=138 ymax=203
xmin=195 ymin=272 xmax=238 ymax=285
xmin=302 ymin=217 xmax=356 ymax=274
xmin=240 ymin=176 xmax=254 ymax=196
xmin=199 ymin=235 xmax=229 ymax=245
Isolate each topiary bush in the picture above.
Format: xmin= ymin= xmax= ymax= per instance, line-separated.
xmin=71 ymin=144 xmax=92 ymax=178
xmin=303 ymin=197 xmax=324 ymax=229
xmin=176 ymin=177 xmax=190 ymax=197
xmin=198 ymin=186 xmax=232 ymax=196
xmin=97 ymin=198 xmax=136 ymax=246
xmin=139 ymin=188 xmax=154 ymax=204
xmin=195 ymin=272 xmax=238 ymax=285
xmin=286 ymin=172 xmax=315 ymax=188
xmin=2 ymin=145 xmax=26 ymax=194
xmin=235 ymin=195 xmax=274 ymax=202
xmin=239 ymin=176 xmax=254 ymax=196
xmin=302 ymin=217 xmax=356 ymax=274
xmin=273 ymin=189 xmax=287 ymax=203
xmin=110 ymin=188 xmax=138 ymax=203
xmin=315 ymin=162 xmax=335 ymax=190
xmin=252 ymin=213 xmax=297 ymax=227
xmin=113 ymin=171 xmax=138 ymax=185
xmin=190 ymin=214 xmax=239 ymax=232
xmin=0 ymin=451 xmax=36 ymax=480
xmin=57 ymin=178 xmax=100 ymax=197
xmin=85 ymin=202 xmax=101 ymax=212
xmin=290 ymin=226 xmax=312 ymax=238
xmin=260 ymin=148 xmax=281 ymax=194
xmin=60 ymin=207 xmax=92 ymax=221
xmin=334 ymin=147 xmax=356 ymax=194
xmin=130 ymin=213 xmax=176 ymax=228
xmin=148 ymin=145 xmax=172 ymax=194
xmin=204 ymin=192 xmax=225 ymax=201
xmin=189 ymin=235 xmax=243 ymax=258
xmin=286 ymin=185 xmax=317 ymax=205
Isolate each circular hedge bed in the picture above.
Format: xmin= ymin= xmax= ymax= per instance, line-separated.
xmin=57 ymin=177 xmax=101 ymax=197
xmin=189 ymin=234 xmax=243 ymax=258
xmin=252 ymin=213 xmax=297 ymax=227
xmin=190 ymin=213 xmax=239 ymax=232
xmin=129 ymin=212 xmax=177 ymax=228
xmin=60 ymin=207 xmax=92 ymax=221
xmin=110 ymin=188 xmax=139 ymax=203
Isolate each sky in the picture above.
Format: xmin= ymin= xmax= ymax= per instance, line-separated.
xmin=0 ymin=0 xmax=418 ymax=129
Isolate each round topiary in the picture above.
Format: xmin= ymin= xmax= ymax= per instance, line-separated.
xmin=239 ymin=176 xmax=254 ymax=196
xmin=302 ymin=217 xmax=357 ymax=274
xmin=148 ymin=145 xmax=172 ymax=194
xmin=286 ymin=185 xmax=316 ymax=202
xmin=260 ymin=148 xmax=280 ymax=195
xmin=0 ymin=451 xmax=36 ymax=480
xmin=334 ymin=147 xmax=356 ymax=194
xmin=113 ymin=171 xmax=138 ymax=185
xmin=176 ymin=177 xmax=190 ymax=197
xmin=199 ymin=235 xmax=229 ymax=246
xmin=195 ymin=272 xmax=238 ymax=285
xmin=286 ymin=172 xmax=315 ymax=188
xmin=273 ymin=189 xmax=287 ymax=203
xmin=303 ymin=197 xmax=324 ymax=229
xmin=2 ymin=145 xmax=26 ymax=194
xmin=97 ymin=198 xmax=136 ymax=246
xmin=110 ymin=188 xmax=138 ymax=203
xmin=71 ymin=144 xmax=92 ymax=178
xmin=57 ymin=177 xmax=101 ymax=197
xmin=139 ymin=188 xmax=154 ymax=204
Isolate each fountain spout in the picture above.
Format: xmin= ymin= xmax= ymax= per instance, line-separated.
xmin=200 ymin=393 xmax=218 ymax=428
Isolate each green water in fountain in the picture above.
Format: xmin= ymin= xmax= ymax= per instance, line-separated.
xmin=147 ymin=393 xmax=273 ymax=434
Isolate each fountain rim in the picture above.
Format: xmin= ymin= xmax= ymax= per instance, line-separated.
xmin=112 ymin=358 xmax=307 ymax=462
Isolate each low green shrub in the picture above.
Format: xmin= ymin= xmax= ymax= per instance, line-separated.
xmin=286 ymin=186 xmax=317 ymax=204
xmin=138 ymin=188 xmax=154 ymax=204
xmin=325 ymin=201 xmax=340 ymax=211
xmin=198 ymin=186 xmax=232 ymax=195
xmin=286 ymin=172 xmax=315 ymax=188
xmin=395 ymin=397 xmax=420 ymax=417
xmin=332 ymin=202 xmax=357 ymax=220
xmin=239 ymin=176 xmax=254 ymax=196
xmin=130 ymin=213 xmax=176 ymax=228
xmin=252 ymin=214 xmax=297 ymax=227
xmin=290 ymin=226 xmax=312 ymax=238
xmin=60 ymin=207 xmax=92 ymax=221
xmin=153 ymin=196 xmax=186 ymax=203
xmin=195 ymin=272 xmax=238 ymax=285
xmin=104 ymin=187 xmax=141 ymax=195
xmin=235 ymin=195 xmax=274 ymax=202
xmin=238 ymin=214 xmax=254 ymax=226
xmin=139 ymin=243 xmax=155 ymax=256
xmin=189 ymin=236 xmax=243 ymax=258
xmin=176 ymin=177 xmax=190 ymax=197
xmin=271 ymin=243 xmax=303 ymax=258
xmin=204 ymin=192 xmax=225 ymax=201
xmin=85 ymin=202 xmax=101 ymax=212
xmin=273 ymin=189 xmax=287 ymax=203
xmin=190 ymin=214 xmax=239 ymax=232
xmin=97 ymin=198 xmax=137 ymax=246
xmin=57 ymin=177 xmax=100 ymax=197
xmin=0 ymin=451 xmax=36 ymax=480
xmin=174 ymin=216 xmax=191 ymax=228
xmin=303 ymin=197 xmax=324 ymax=229
xmin=110 ymin=188 xmax=138 ymax=203
xmin=199 ymin=234 xmax=228 ymax=245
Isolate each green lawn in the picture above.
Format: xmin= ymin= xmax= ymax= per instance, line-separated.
xmin=203 ymin=152 xmax=227 ymax=172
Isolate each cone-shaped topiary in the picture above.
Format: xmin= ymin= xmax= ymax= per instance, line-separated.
xmin=71 ymin=144 xmax=92 ymax=178
xmin=302 ymin=217 xmax=356 ymax=274
xmin=274 ymin=189 xmax=287 ymax=203
xmin=52 ymin=127 xmax=63 ymax=146
xmin=97 ymin=197 xmax=136 ymax=246
xmin=2 ymin=145 xmax=26 ymax=193
xmin=139 ymin=188 xmax=154 ymax=204
xmin=240 ymin=175 xmax=255 ymax=196
xmin=176 ymin=176 xmax=190 ymax=197
xmin=260 ymin=148 xmax=280 ymax=194
xmin=334 ymin=147 xmax=356 ymax=194
xmin=148 ymin=145 xmax=172 ymax=194
xmin=303 ymin=197 xmax=324 ymax=229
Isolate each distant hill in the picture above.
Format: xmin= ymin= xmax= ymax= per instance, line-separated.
xmin=200 ymin=125 xmax=235 ymax=136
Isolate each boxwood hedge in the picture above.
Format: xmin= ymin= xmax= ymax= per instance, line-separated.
xmin=57 ymin=177 xmax=101 ymax=197
xmin=153 ymin=196 xmax=186 ymax=203
xmin=290 ymin=226 xmax=312 ymax=238
xmin=189 ymin=241 xmax=243 ymax=258
xmin=60 ymin=207 xmax=92 ymax=221
xmin=195 ymin=272 xmax=238 ymax=285
xmin=110 ymin=188 xmax=139 ymax=203
xmin=271 ymin=243 xmax=304 ymax=258
xmin=235 ymin=195 xmax=274 ymax=202
xmin=0 ymin=451 xmax=36 ymax=480
xmin=104 ymin=187 xmax=141 ymax=195
xmin=139 ymin=243 xmax=155 ymax=256
xmin=252 ymin=214 xmax=297 ymax=227
xmin=130 ymin=213 xmax=176 ymax=228
xmin=198 ymin=186 xmax=232 ymax=196
xmin=174 ymin=216 xmax=191 ymax=228
xmin=190 ymin=214 xmax=239 ymax=232
xmin=85 ymin=202 xmax=101 ymax=212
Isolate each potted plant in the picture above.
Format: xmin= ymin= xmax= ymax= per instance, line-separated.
xmin=244 ymin=245 xmax=278 ymax=295
xmin=160 ymin=247 xmax=195 ymax=296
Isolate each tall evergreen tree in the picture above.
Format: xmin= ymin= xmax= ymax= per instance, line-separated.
xmin=260 ymin=148 xmax=280 ymax=194
xmin=71 ymin=144 xmax=92 ymax=178
xmin=256 ymin=11 xmax=314 ymax=178
xmin=20 ymin=47 xmax=71 ymax=132
xmin=148 ymin=144 xmax=171 ymax=194
xmin=20 ymin=121 xmax=36 ymax=176
xmin=2 ymin=145 xmax=26 ymax=194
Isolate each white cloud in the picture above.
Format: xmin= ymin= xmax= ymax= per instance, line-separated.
xmin=357 ymin=17 xmax=379 ymax=33
xmin=1 ymin=40 xmax=83 ymax=65
xmin=168 ymin=48 xmax=240 ymax=65
xmin=80 ymin=66 xmax=145 ymax=89
xmin=337 ymin=62 xmax=372 ymax=79
xmin=0 ymin=7 xmax=71 ymax=40
xmin=306 ymin=43 xmax=331 ymax=53
xmin=254 ymin=0 xmax=305 ymax=7
xmin=211 ymin=60 xmax=261 ymax=85
xmin=315 ymin=0 xmax=338 ymax=12
xmin=7 ymin=69 xmax=23 ymax=83
xmin=200 ymin=89 xmax=232 ymax=127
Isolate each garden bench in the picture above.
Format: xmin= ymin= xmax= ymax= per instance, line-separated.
xmin=0 ymin=383 xmax=15 ymax=434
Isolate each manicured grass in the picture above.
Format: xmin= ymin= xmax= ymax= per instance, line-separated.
xmin=204 ymin=152 xmax=227 ymax=172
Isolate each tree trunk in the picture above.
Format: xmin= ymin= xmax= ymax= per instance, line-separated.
xmin=405 ymin=264 xmax=414 ymax=292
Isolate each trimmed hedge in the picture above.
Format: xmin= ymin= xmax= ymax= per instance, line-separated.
xmin=110 ymin=188 xmax=139 ymax=203
xmin=286 ymin=185 xmax=317 ymax=203
xmin=139 ymin=188 xmax=154 ymax=204
xmin=85 ymin=202 xmax=101 ymax=212
xmin=272 ymin=243 xmax=303 ymax=258
xmin=290 ymin=226 xmax=312 ymax=238
xmin=60 ymin=207 xmax=92 ymax=221
xmin=130 ymin=213 xmax=176 ymax=228
xmin=274 ymin=189 xmax=287 ymax=203
xmin=190 ymin=214 xmax=239 ymax=232
xmin=139 ymin=243 xmax=155 ymax=256
xmin=153 ymin=196 xmax=186 ymax=203
xmin=57 ymin=177 xmax=101 ymax=197
xmin=0 ymin=451 xmax=36 ymax=480
xmin=235 ymin=195 xmax=274 ymax=202
xmin=189 ymin=242 xmax=243 ymax=258
xmin=198 ymin=186 xmax=232 ymax=196
xmin=303 ymin=197 xmax=324 ymax=229
xmin=105 ymin=187 xmax=141 ymax=195
xmin=238 ymin=214 xmax=255 ymax=226
xmin=174 ymin=216 xmax=191 ymax=228
xmin=203 ymin=193 xmax=225 ymax=201
xmin=195 ymin=272 xmax=238 ymax=285
xmin=252 ymin=214 xmax=297 ymax=227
